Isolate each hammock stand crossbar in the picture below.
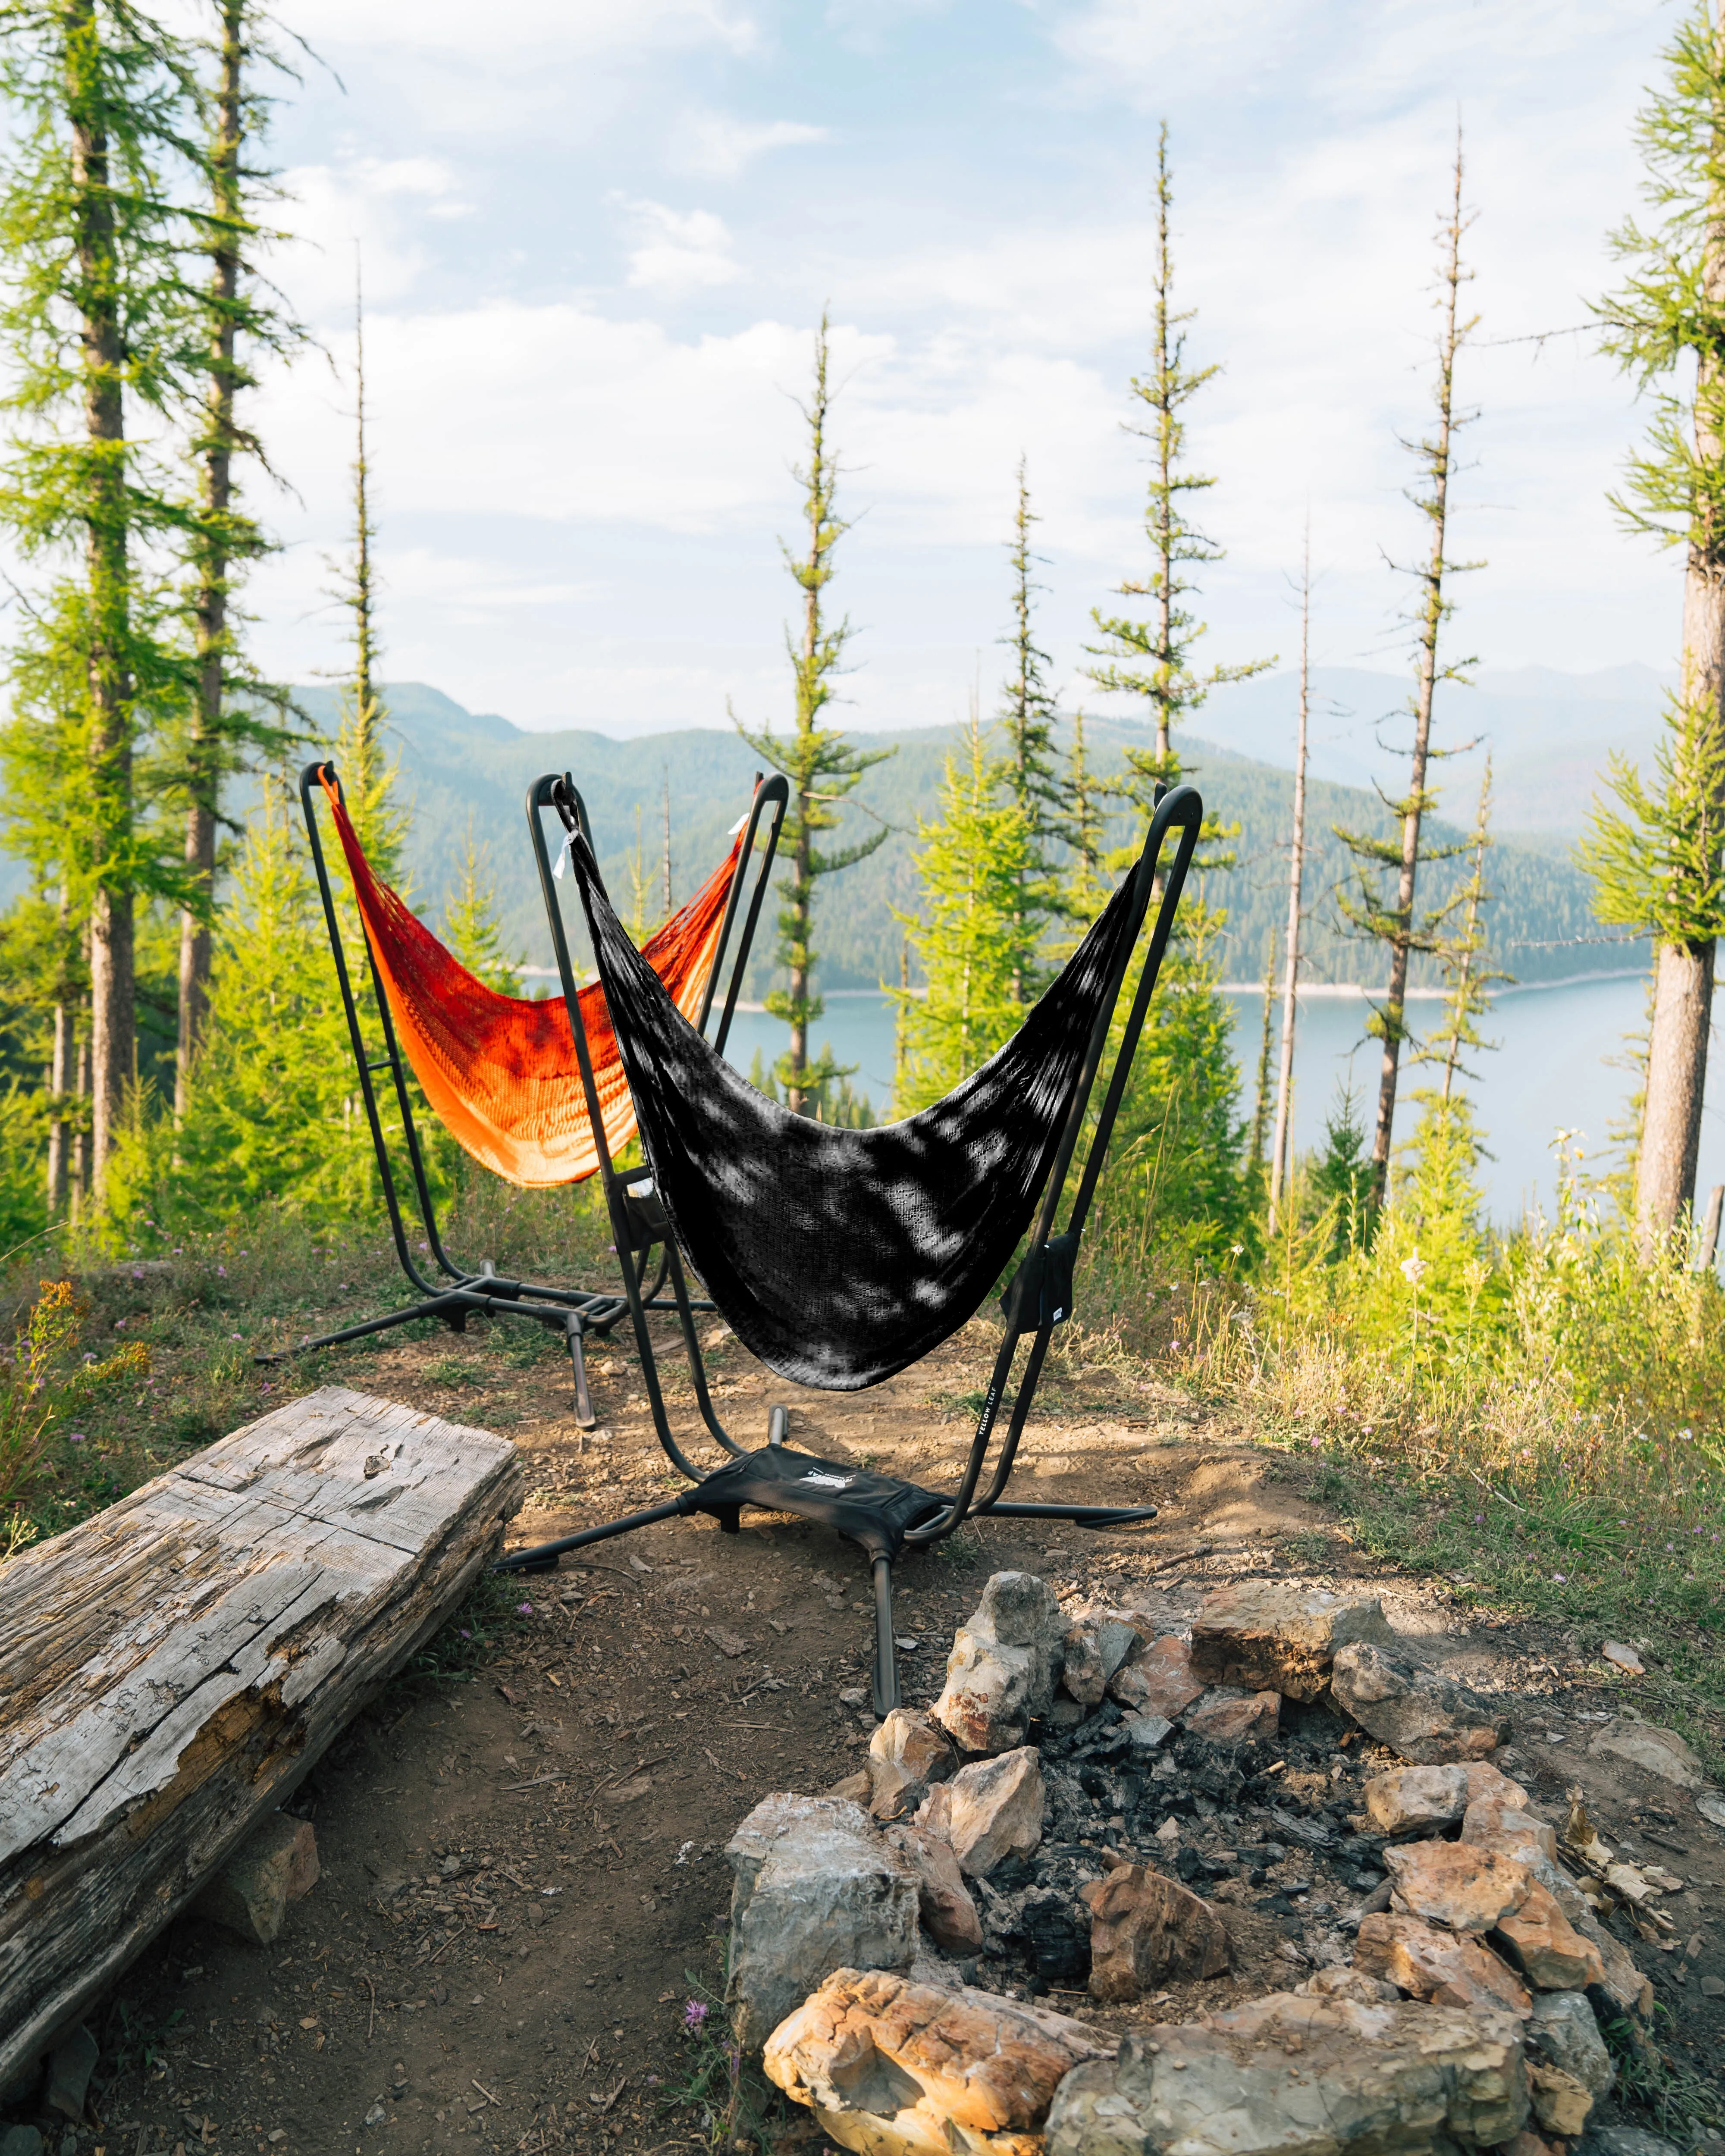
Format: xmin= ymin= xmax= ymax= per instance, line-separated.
xmin=256 ymin=759 xmax=788 ymax=1423
xmin=498 ymin=773 xmax=1205 ymax=1715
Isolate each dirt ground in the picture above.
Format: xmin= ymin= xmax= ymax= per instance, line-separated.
xmin=44 ymin=1310 xmax=1725 ymax=2156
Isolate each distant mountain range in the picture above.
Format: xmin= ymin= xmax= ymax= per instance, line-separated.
xmin=1194 ymin=661 xmax=1672 ymax=839
xmin=0 ymin=674 xmax=1650 ymax=996
xmin=274 ymin=682 xmax=1643 ymax=996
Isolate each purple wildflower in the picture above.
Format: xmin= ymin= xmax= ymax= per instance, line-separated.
xmin=683 ymin=1999 xmax=709 ymax=2034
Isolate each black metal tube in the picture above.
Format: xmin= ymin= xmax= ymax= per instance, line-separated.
xmin=298 ymin=761 xmax=446 ymax=1299
xmin=871 ymin=1556 xmax=900 ymax=1717
xmin=713 ymin=777 xmax=788 ymax=1057
xmin=527 ymin=777 xmax=736 ymax=1483
xmin=976 ymin=1503 xmax=1157 ymax=1524
xmin=495 ymin=1496 xmax=694 ymax=1573
xmin=698 ymin=774 xmax=788 ymax=1043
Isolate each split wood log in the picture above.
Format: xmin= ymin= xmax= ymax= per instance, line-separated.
xmin=0 ymin=1385 xmax=521 ymax=2084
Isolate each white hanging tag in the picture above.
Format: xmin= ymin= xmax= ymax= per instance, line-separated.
xmin=552 ymin=829 xmax=574 ymax=880
xmin=728 ymin=813 xmax=749 ymax=836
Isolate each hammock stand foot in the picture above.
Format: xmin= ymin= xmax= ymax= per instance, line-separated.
xmin=256 ymin=1278 xmax=627 ymax=1429
xmin=491 ymin=1437 xmax=1156 ymax=1728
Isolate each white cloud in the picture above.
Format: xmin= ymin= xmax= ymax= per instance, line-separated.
xmin=616 ymin=199 xmax=744 ymax=293
xmin=281 ymin=0 xmax=759 ymax=62
xmin=275 ymin=156 xmax=477 ymax=316
xmin=673 ymin=113 xmax=830 ymax=180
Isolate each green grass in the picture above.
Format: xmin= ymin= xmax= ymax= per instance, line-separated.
xmin=0 ymin=1175 xmax=615 ymax=1560
xmin=1604 ymin=2006 xmax=1725 ymax=2137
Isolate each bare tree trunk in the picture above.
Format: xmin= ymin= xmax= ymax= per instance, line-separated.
xmin=71 ymin=0 xmax=135 ymax=1198
xmin=46 ymin=885 xmax=75 ymax=1216
xmin=73 ymin=1020 xmax=92 ymax=1220
xmin=1638 ymin=939 xmax=1716 ymax=1249
xmin=1636 ymin=194 xmax=1725 ymax=1244
xmin=176 ymin=0 xmax=244 ymax=1117
xmin=46 ymin=1000 xmax=73 ymax=1218
xmin=1370 ymin=144 xmax=1470 ymax=1209
xmin=1268 ymin=532 xmax=1311 ymax=1231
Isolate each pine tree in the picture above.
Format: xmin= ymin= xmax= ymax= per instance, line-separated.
xmin=1588 ymin=0 xmax=1725 ymax=1250
xmin=1103 ymin=902 xmax=1253 ymax=1270
xmin=1084 ymin=123 xmax=1271 ymax=815
xmin=1247 ymin=928 xmax=1277 ymax=1179
xmin=893 ymin=709 xmax=1054 ymax=1114
xmin=135 ymin=770 xmax=373 ymax=1221
xmin=734 ymin=311 xmax=892 ymax=1114
xmin=174 ymin=0 xmax=301 ymax=1118
xmin=1306 ymin=1078 xmax=1372 ymax=1261
xmin=0 ymin=0 xmax=214 ymax=1199
xmin=325 ymin=264 xmax=398 ymax=871
xmin=1066 ymin=709 xmax=1108 ymax=920
xmin=442 ymin=827 xmax=521 ymax=995
xmin=1336 ymin=137 xmax=1480 ymax=1211
xmin=1416 ymin=759 xmax=1507 ymax=1107
xmin=994 ymin=460 xmax=1068 ymax=995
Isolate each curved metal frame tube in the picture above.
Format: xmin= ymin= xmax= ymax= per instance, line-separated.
xmin=526 ymin=768 xmax=790 ymax=1485
xmin=902 ymin=782 xmax=1204 ymax=1548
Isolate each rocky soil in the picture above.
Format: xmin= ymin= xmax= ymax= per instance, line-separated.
xmin=1 ymin=1313 xmax=1721 ymax=2156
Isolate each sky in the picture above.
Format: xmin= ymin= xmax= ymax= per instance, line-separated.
xmin=228 ymin=0 xmax=1685 ymax=740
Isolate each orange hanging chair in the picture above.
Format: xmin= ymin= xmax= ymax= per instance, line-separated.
xmin=318 ymin=771 xmax=743 ymax=1186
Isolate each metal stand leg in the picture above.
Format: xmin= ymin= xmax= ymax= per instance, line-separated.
xmin=975 ymin=1502 xmax=1158 ymax=1527
xmin=565 ymin=1313 xmax=596 ymax=1430
xmin=495 ymin=1495 xmax=691 ymax=1573
xmin=768 ymin=1406 xmax=789 ymax=1447
xmin=871 ymin=1554 xmax=899 ymax=1718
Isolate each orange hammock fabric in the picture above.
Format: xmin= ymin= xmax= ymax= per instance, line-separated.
xmin=320 ymin=776 xmax=743 ymax=1188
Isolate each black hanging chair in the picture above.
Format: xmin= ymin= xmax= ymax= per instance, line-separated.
xmin=499 ymin=772 xmax=1205 ymax=1713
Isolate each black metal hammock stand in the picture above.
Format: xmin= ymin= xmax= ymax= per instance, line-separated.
xmin=499 ymin=772 xmax=1205 ymax=1714
xmin=257 ymin=761 xmax=787 ymax=1423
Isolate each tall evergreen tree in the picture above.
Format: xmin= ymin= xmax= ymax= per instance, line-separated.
xmin=1066 ymin=709 xmax=1108 ymax=919
xmin=735 ymin=311 xmax=891 ymax=1114
xmin=1418 ymin=759 xmax=1506 ymax=1106
xmin=174 ymin=0 xmax=301 ymax=1118
xmin=442 ymin=828 xmax=521 ymax=995
xmin=1084 ymin=123 xmax=1271 ymax=812
xmin=0 ymin=0 xmax=213 ymax=1199
xmin=1336 ymin=137 xmax=1480 ymax=1211
xmin=994 ymin=460 xmax=1067 ymax=995
xmin=1588 ymin=0 xmax=1725 ymax=1250
xmin=325 ymin=267 xmax=401 ymax=874
xmin=893 ymin=708 xmax=1054 ymax=1114
xmin=1247 ymin=927 xmax=1277 ymax=1179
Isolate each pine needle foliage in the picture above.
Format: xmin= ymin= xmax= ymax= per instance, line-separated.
xmin=1596 ymin=0 xmax=1725 ymax=563
xmin=1588 ymin=3 xmax=1725 ymax=1240
xmin=1578 ymin=703 xmax=1725 ymax=950
xmin=734 ymin=310 xmax=893 ymax=1115
xmin=993 ymin=460 xmax=1070 ymax=996
xmin=0 ymin=0 xmax=216 ymax=1194
xmin=892 ymin=712 xmax=1056 ymax=1115
xmin=442 ymin=827 xmax=522 ymax=996
xmin=111 ymin=773 xmax=365 ymax=1221
xmin=1083 ymin=123 xmax=1271 ymax=805
xmin=1093 ymin=901 xmax=1255 ymax=1273
xmin=174 ymin=0 xmax=304 ymax=1113
xmin=1414 ymin=758 xmax=1509 ymax=1108
xmin=1334 ymin=138 xmax=1481 ymax=1209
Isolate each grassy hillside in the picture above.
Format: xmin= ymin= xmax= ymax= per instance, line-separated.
xmin=267 ymin=684 xmax=1642 ymax=997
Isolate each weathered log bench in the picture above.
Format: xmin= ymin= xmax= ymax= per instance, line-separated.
xmin=0 ymin=1386 xmax=521 ymax=2086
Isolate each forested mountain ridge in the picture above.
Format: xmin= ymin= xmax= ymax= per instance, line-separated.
xmin=281 ymin=683 xmax=1641 ymax=997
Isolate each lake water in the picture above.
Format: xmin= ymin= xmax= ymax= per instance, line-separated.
xmin=720 ymin=974 xmax=1725 ymax=1228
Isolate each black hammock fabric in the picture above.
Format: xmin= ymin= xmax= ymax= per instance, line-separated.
xmin=564 ymin=831 xmax=1141 ymax=1391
